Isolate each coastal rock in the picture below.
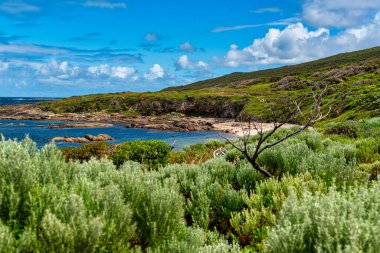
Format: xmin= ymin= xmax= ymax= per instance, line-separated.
xmin=85 ymin=134 xmax=114 ymax=141
xmin=96 ymin=134 xmax=114 ymax=141
xmin=52 ymin=134 xmax=113 ymax=143
xmin=52 ymin=137 xmax=66 ymax=142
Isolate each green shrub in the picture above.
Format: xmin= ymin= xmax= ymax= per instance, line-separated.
xmin=0 ymin=138 xmax=237 ymax=252
xmin=61 ymin=141 xmax=109 ymax=162
xmin=169 ymin=140 xmax=224 ymax=164
xmin=355 ymin=138 xmax=380 ymax=163
xmin=358 ymin=161 xmax=380 ymax=180
xmin=111 ymin=140 xmax=171 ymax=169
xmin=230 ymin=174 xmax=327 ymax=251
xmin=253 ymin=131 xmax=358 ymax=185
xmin=158 ymin=159 xmax=247 ymax=237
xmin=323 ymin=121 xmax=362 ymax=138
xmin=265 ymin=183 xmax=380 ymax=253
xmin=323 ymin=118 xmax=380 ymax=139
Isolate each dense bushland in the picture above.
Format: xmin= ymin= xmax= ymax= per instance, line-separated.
xmin=1 ymin=119 xmax=380 ymax=252
xmin=266 ymin=184 xmax=380 ymax=252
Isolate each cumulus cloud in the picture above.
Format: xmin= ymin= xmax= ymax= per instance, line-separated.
xmin=175 ymin=55 xmax=211 ymax=71
xmin=218 ymin=14 xmax=380 ymax=68
xmin=303 ymin=0 xmax=380 ymax=28
xmin=36 ymin=59 xmax=79 ymax=79
xmin=144 ymin=64 xmax=165 ymax=80
xmin=87 ymin=64 xmax=136 ymax=79
xmin=84 ymin=1 xmax=127 ymax=9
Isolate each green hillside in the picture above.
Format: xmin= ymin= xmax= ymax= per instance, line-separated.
xmin=164 ymin=46 xmax=380 ymax=91
xmin=40 ymin=46 xmax=380 ymax=122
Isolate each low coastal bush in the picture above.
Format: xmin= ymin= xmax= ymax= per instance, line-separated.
xmin=0 ymin=138 xmax=236 ymax=252
xmin=61 ymin=141 xmax=109 ymax=162
xmin=266 ymin=182 xmax=380 ymax=253
xmin=168 ymin=140 xmax=223 ymax=164
xmin=111 ymin=140 xmax=171 ymax=169
xmin=1 ymin=120 xmax=379 ymax=252
xmin=230 ymin=174 xmax=327 ymax=251
xmin=323 ymin=117 xmax=380 ymax=139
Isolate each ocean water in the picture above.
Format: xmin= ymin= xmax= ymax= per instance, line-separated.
xmin=0 ymin=97 xmax=59 ymax=106
xmin=0 ymin=97 xmax=234 ymax=149
xmin=0 ymin=119 xmax=233 ymax=149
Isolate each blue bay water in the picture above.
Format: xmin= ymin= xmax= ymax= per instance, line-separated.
xmin=0 ymin=97 xmax=59 ymax=106
xmin=0 ymin=98 xmax=234 ymax=149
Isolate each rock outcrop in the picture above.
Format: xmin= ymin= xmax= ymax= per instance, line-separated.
xmin=52 ymin=134 xmax=114 ymax=143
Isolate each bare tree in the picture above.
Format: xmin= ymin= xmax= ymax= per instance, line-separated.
xmin=223 ymin=88 xmax=330 ymax=178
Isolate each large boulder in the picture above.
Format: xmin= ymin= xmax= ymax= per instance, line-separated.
xmin=52 ymin=134 xmax=113 ymax=143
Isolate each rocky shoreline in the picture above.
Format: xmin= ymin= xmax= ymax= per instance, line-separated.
xmin=0 ymin=104 xmax=238 ymax=134
xmin=0 ymin=104 xmax=296 ymax=137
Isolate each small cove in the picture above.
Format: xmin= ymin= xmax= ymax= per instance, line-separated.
xmin=0 ymin=119 xmax=234 ymax=149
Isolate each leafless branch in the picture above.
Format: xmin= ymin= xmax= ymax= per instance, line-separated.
xmin=222 ymin=87 xmax=330 ymax=178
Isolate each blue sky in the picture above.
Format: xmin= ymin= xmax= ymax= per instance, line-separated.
xmin=0 ymin=0 xmax=380 ymax=97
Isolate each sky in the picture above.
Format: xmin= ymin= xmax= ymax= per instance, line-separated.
xmin=0 ymin=0 xmax=380 ymax=97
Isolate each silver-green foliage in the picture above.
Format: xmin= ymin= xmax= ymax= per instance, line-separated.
xmin=230 ymin=173 xmax=327 ymax=251
xmin=0 ymin=137 xmax=235 ymax=252
xmin=229 ymin=130 xmax=360 ymax=185
xmin=266 ymin=182 xmax=380 ymax=253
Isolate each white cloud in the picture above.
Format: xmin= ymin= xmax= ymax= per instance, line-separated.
xmin=0 ymin=62 xmax=9 ymax=71
xmin=0 ymin=1 xmax=41 ymax=15
xmin=88 ymin=64 xmax=109 ymax=76
xmin=175 ymin=55 xmax=211 ymax=71
xmin=144 ymin=64 xmax=165 ymax=80
xmin=179 ymin=42 xmax=195 ymax=52
xmin=303 ymin=0 xmax=380 ymax=28
xmin=36 ymin=59 xmax=79 ymax=79
xmin=0 ymin=43 xmax=67 ymax=55
xmin=84 ymin=1 xmax=127 ymax=9
xmin=250 ymin=8 xmax=282 ymax=14
xmin=219 ymin=14 xmax=380 ymax=68
xmin=87 ymin=64 xmax=136 ymax=79
xmin=111 ymin=66 xmax=136 ymax=79
xmin=212 ymin=18 xmax=301 ymax=33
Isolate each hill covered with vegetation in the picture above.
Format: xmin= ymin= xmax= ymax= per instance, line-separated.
xmin=39 ymin=46 xmax=380 ymax=122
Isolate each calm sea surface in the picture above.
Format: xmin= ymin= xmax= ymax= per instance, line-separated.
xmin=0 ymin=97 xmax=59 ymax=106
xmin=0 ymin=98 xmax=233 ymax=149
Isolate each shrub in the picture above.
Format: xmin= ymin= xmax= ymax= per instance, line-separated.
xmin=323 ymin=121 xmax=362 ymax=138
xmin=61 ymin=141 xmax=109 ymax=162
xmin=111 ymin=140 xmax=171 ymax=169
xmin=355 ymin=138 xmax=380 ymax=163
xmin=0 ymin=138 xmax=236 ymax=252
xmin=358 ymin=161 xmax=380 ymax=180
xmin=323 ymin=118 xmax=380 ymax=139
xmin=265 ymin=183 xmax=380 ymax=253
xmin=169 ymin=140 xmax=224 ymax=164
xmin=230 ymin=174 xmax=327 ymax=251
xmin=254 ymin=131 xmax=358 ymax=185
